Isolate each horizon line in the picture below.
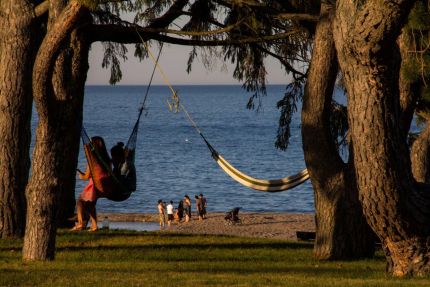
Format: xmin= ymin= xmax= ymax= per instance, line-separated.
xmin=85 ymin=83 xmax=288 ymax=86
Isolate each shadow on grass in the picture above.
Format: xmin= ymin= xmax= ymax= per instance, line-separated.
xmin=1 ymin=232 xmax=312 ymax=253
xmin=56 ymin=240 xmax=313 ymax=253
xmin=0 ymin=264 xmax=382 ymax=280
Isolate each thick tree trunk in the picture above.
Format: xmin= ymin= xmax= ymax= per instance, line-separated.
xmin=48 ymin=0 xmax=84 ymax=228
xmin=334 ymin=0 xmax=430 ymax=276
xmin=23 ymin=1 xmax=87 ymax=260
xmin=0 ymin=0 xmax=35 ymax=238
xmin=302 ymin=3 xmax=374 ymax=260
xmin=52 ymin=32 xmax=88 ymax=228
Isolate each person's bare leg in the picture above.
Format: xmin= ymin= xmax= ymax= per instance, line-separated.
xmin=87 ymin=202 xmax=98 ymax=231
xmin=71 ymin=199 xmax=85 ymax=230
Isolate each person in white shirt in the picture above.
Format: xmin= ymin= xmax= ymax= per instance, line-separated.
xmin=166 ymin=201 xmax=174 ymax=227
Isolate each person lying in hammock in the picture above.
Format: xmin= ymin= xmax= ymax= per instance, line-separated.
xmin=72 ymin=136 xmax=111 ymax=231
xmin=110 ymin=142 xmax=136 ymax=192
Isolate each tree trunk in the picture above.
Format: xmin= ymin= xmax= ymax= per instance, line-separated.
xmin=48 ymin=0 xmax=84 ymax=228
xmin=23 ymin=1 xmax=88 ymax=260
xmin=411 ymin=123 xmax=430 ymax=183
xmin=0 ymin=0 xmax=36 ymax=238
xmin=52 ymin=31 xmax=89 ymax=228
xmin=334 ymin=0 xmax=430 ymax=276
xmin=398 ymin=25 xmax=430 ymax=183
xmin=398 ymin=30 xmax=419 ymax=138
xmin=302 ymin=3 xmax=375 ymax=260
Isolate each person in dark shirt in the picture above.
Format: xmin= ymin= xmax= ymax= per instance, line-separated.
xmin=195 ymin=195 xmax=203 ymax=221
xmin=199 ymin=193 xmax=207 ymax=219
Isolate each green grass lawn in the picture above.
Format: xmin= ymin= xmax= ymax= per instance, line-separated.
xmin=0 ymin=230 xmax=429 ymax=287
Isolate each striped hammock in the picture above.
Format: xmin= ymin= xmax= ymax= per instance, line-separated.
xmin=211 ymin=151 xmax=309 ymax=192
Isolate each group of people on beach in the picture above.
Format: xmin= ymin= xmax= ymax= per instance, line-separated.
xmin=71 ymin=136 xmax=128 ymax=232
xmin=157 ymin=194 xmax=207 ymax=228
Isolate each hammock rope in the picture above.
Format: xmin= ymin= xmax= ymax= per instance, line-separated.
xmin=137 ymin=32 xmax=310 ymax=192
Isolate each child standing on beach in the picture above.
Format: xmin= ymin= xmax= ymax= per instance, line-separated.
xmin=158 ymin=200 xmax=166 ymax=229
xmin=166 ymin=201 xmax=174 ymax=227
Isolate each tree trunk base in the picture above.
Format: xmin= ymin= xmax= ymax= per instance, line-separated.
xmin=386 ymin=238 xmax=430 ymax=277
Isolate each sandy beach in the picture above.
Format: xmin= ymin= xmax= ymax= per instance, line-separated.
xmin=98 ymin=212 xmax=315 ymax=241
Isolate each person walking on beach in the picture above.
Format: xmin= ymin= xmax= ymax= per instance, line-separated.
xmin=158 ymin=200 xmax=166 ymax=229
xmin=166 ymin=201 xmax=174 ymax=227
xmin=184 ymin=195 xmax=191 ymax=222
xmin=195 ymin=195 xmax=203 ymax=221
xmin=199 ymin=193 xmax=207 ymax=219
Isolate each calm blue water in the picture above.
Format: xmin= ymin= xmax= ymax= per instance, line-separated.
xmin=34 ymin=85 xmax=315 ymax=213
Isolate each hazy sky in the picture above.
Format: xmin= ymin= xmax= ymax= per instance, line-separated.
xmin=86 ymin=42 xmax=296 ymax=85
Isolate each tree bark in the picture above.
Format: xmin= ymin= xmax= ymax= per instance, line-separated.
xmin=334 ymin=0 xmax=430 ymax=276
xmin=398 ymin=30 xmax=419 ymax=138
xmin=302 ymin=3 xmax=375 ymax=260
xmin=0 ymin=0 xmax=36 ymax=238
xmin=411 ymin=123 xmax=430 ymax=183
xmin=398 ymin=23 xmax=430 ymax=184
xmin=47 ymin=0 xmax=83 ymax=228
xmin=23 ymin=1 xmax=88 ymax=260
xmin=52 ymin=31 xmax=89 ymax=228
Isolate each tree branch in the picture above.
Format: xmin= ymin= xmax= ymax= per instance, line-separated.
xmin=147 ymin=0 xmax=189 ymax=29
xmin=33 ymin=1 xmax=86 ymax=118
xmin=275 ymin=13 xmax=319 ymax=22
xmin=87 ymin=24 xmax=301 ymax=46
xmin=255 ymin=45 xmax=306 ymax=77
xmin=34 ymin=0 xmax=49 ymax=17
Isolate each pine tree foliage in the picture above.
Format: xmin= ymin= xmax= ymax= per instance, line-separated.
xmin=85 ymin=0 xmax=316 ymax=93
xmin=403 ymin=1 xmax=430 ymax=113
xmin=275 ymin=79 xmax=304 ymax=150
xmin=79 ymin=1 xmax=321 ymax=147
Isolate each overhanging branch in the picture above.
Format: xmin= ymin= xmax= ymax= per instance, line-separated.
xmin=275 ymin=13 xmax=319 ymax=22
xmin=87 ymin=24 xmax=301 ymax=46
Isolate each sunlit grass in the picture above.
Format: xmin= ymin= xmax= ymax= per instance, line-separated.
xmin=0 ymin=230 xmax=429 ymax=286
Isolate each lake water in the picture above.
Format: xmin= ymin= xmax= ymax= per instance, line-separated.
xmin=34 ymin=85 xmax=315 ymax=214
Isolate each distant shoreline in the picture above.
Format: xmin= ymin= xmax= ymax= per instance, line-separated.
xmin=97 ymin=211 xmax=314 ymax=222
xmin=97 ymin=212 xmax=315 ymax=241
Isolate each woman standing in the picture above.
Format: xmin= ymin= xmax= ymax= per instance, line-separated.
xmin=72 ymin=136 xmax=111 ymax=231
xmin=175 ymin=200 xmax=184 ymax=222
xmin=184 ymin=195 xmax=191 ymax=222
